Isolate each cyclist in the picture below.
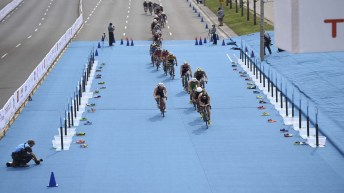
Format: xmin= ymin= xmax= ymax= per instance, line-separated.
xmin=143 ymin=0 xmax=148 ymax=13
xmin=192 ymin=87 xmax=203 ymax=111
xmin=180 ymin=61 xmax=192 ymax=89
xmin=153 ymin=82 xmax=168 ymax=111
xmin=148 ymin=0 xmax=153 ymax=15
xmin=150 ymin=43 xmax=159 ymax=64
xmin=166 ymin=52 xmax=178 ymax=77
xmin=194 ymin=67 xmax=208 ymax=88
xmin=188 ymin=78 xmax=200 ymax=103
xmin=153 ymin=47 xmax=163 ymax=68
xmin=198 ymin=91 xmax=211 ymax=124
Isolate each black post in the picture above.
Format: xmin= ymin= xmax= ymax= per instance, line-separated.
xmin=280 ymin=84 xmax=283 ymax=109
xmin=299 ymin=99 xmax=302 ymax=129
xmin=286 ymin=97 xmax=289 ymax=116
xmin=307 ymin=106 xmax=310 ymax=137
xmin=254 ymin=0 xmax=257 ymax=25
xmin=230 ymin=0 xmax=232 ymax=9
xmin=292 ymin=92 xmax=295 ymax=117
xmin=74 ymin=95 xmax=77 ymax=118
xmin=60 ymin=126 xmax=64 ymax=150
xmin=67 ymin=108 xmax=71 ymax=128
xmin=70 ymin=99 xmax=74 ymax=126
xmin=244 ymin=53 xmax=247 ymax=66
xmin=235 ymin=0 xmax=238 ymax=13
xmin=247 ymin=0 xmax=249 ymax=21
xmin=241 ymin=0 xmax=244 ymax=16
xmin=64 ymin=110 xmax=67 ymax=135
xmin=315 ymin=109 xmax=319 ymax=146
xmin=271 ymin=80 xmax=274 ymax=98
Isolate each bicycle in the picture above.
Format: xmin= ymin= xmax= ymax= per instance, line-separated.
xmin=158 ymin=96 xmax=167 ymax=117
xmin=200 ymin=79 xmax=208 ymax=89
xmin=182 ymin=73 xmax=190 ymax=91
xmin=200 ymin=105 xmax=210 ymax=128
xmin=167 ymin=61 xmax=176 ymax=79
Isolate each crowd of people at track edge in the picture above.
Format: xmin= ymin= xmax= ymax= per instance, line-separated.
xmin=147 ymin=1 xmax=212 ymax=125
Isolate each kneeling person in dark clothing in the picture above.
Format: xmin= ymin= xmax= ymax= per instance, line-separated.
xmin=7 ymin=140 xmax=42 ymax=167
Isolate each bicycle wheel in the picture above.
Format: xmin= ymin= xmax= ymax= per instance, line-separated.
xmin=156 ymin=60 xmax=160 ymax=71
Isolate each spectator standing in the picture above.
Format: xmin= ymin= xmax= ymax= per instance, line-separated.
xmin=217 ymin=7 xmax=224 ymax=26
xmin=108 ymin=23 xmax=115 ymax=46
xmin=264 ymin=32 xmax=272 ymax=55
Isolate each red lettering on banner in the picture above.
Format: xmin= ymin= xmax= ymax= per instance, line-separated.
xmin=324 ymin=19 xmax=344 ymax=38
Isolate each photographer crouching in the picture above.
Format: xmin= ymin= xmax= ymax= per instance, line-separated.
xmin=6 ymin=140 xmax=42 ymax=167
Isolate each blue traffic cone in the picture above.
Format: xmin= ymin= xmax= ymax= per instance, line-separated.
xmin=201 ymin=17 xmax=204 ymax=22
xmin=216 ymin=34 xmax=219 ymax=40
xmin=192 ymin=6 xmax=194 ymax=10
xmin=95 ymin=49 xmax=98 ymax=56
xmin=222 ymin=39 xmax=225 ymax=46
xmin=251 ymin=50 xmax=255 ymax=58
xmin=199 ymin=37 xmax=202 ymax=45
xmin=203 ymin=37 xmax=207 ymax=43
xmin=195 ymin=37 xmax=198 ymax=45
xmin=189 ymin=3 xmax=191 ymax=7
xmin=245 ymin=47 xmax=248 ymax=53
xmin=97 ymin=42 xmax=101 ymax=48
xmin=210 ymin=35 xmax=213 ymax=42
xmin=205 ymin=24 xmax=208 ymax=29
xmin=120 ymin=39 xmax=123 ymax=45
xmin=195 ymin=9 xmax=197 ymax=13
xmin=131 ymin=39 xmax=134 ymax=46
xmin=47 ymin=172 xmax=58 ymax=187
xmin=198 ymin=13 xmax=200 ymax=17
xmin=126 ymin=39 xmax=129 ymax=46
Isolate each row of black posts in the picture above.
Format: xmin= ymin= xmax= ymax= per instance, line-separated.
xmin=224 ymin=0 xmax=258 ymax=25
xmin=59 ymin=49 xmax=95 ymax=150
xmin=239 ymin=48 xmax=321 ymax=147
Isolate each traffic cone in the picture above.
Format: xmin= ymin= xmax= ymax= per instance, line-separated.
xmin=131 ymin=39 xmax=134 ymax=46
xmin=195 ymin=37 xmax=198 ymax=45
xmin=216 ymin=34 xmax=219 ymax=40
xmin=195 ymin=9 xmax=197 ymax=13
xmin=126 ymin=39 xmax=129 ymax=46
xmin=201 ymin=17 xmax=204 ymax=22
xmin=245 ymin=47 xmax=248 ymax=53
xmin=120 ymin=39 xmax=123 ymax=45
xmin=97 ymin=42 xmax=101 ymax=48
xmin=210 ymin=35 xmax=213 ymax=42
xmin=47 ymin=172 xmax=58 ymax=187
xmin=198 ymin=13 xmax=200 ymax=17
xmin=203 ymin=37 xmax=207 ymax=43
xmin=222 ymin=39 xmax=225 ymax=46
xmin=95 ymin=49 xmax=98 ymax=56
xmin=199 ymin=37 xmax=202 ymax=45
xmin=205 ymin=24 xmax=208 ymax=29
xmin=192 ymin=6 xmax=194 ymax=10
xmin=189 ymin=3 xmax=191 ymax=7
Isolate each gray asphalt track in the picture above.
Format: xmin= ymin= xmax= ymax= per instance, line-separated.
xmin=0 ymin=0 xmax=78 ymax=107
xmin=76 ymin=0 xmax=209 ymax=41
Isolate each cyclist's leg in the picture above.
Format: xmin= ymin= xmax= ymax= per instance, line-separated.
xmin=206 ymin=105 xmax=211 ymax=121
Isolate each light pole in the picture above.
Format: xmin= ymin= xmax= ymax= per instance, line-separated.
xmin=260 ymin=0 xmax=265 ymax=61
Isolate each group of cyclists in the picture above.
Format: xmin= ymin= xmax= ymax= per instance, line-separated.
xmin=148 ymin=1 xmax=211 ymax=125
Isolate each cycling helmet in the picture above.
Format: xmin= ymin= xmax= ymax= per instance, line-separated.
xmin=196 ymin=67 xmax=203 ymax=72
xmin=157 ymin=82 xmax=164 ymax=87
xmin=183 ymin=61 xmax=188 ymax=65
xmin=196 ymin=87 xmax=202 ymax=92
xmin=191 ymin=78 xmax=197 ymax=82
